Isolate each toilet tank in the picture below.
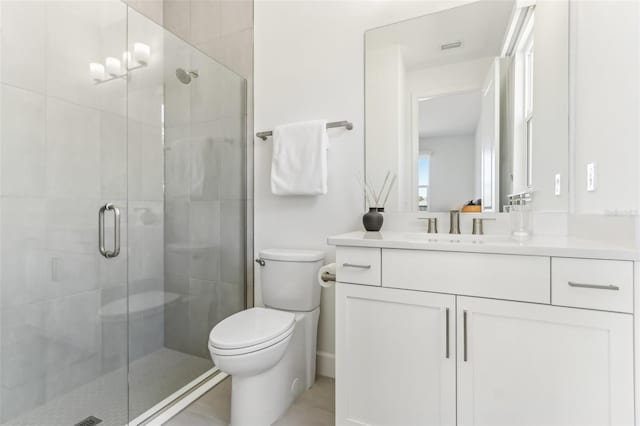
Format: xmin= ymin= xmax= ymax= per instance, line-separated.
xmin=259 ymin=249 xmax=325 ymax=311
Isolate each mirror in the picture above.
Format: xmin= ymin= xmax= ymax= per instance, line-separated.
xmin=365 ymin=0 xmax=568 ymax=213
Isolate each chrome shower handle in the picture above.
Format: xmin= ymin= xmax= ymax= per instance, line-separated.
xmin=99 ymin=204 xmax=108 ymax=257
xmin=99 ymin=203 xmax=120 ymax=258
xmin=111 ymin=204 xmax=120 ymax=258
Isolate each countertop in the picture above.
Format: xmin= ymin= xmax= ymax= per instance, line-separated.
xmin=327 ymin=231 xmax=640 ymax=260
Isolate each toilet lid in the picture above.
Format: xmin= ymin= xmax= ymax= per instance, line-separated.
xmin=209 ymin=307 xmax=295 ymax=350
xmin=259 ymin=248 xmax=325 ymax=262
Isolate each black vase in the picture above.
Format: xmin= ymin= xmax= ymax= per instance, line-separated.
xmin=363 ymin=207 xmax=383 ymax=232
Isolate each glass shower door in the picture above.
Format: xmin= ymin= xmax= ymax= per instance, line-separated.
xmin=0 ymin=2 xmax=247 ymax=424
xmin=126 ymin=8 xmax=247 ymax=422
xmin=0 ymin=1 xmax=129 ymax=424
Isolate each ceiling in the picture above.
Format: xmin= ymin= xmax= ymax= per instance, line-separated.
xmin=419 ymin=90 xmax=481 ymax=139
xmin=366 ymin=0 xmax=515 ymax=70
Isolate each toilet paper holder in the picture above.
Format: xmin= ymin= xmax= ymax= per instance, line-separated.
xmin=317 ymin=263 xmax=337 ymax=288
xmin=320 ymin=271 xmax=336 ymax=283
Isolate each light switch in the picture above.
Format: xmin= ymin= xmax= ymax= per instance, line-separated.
xmin=587 ymin=163 xmax=596 ymax=192
xmin=554 ymin=174 xmax=561 ymax=196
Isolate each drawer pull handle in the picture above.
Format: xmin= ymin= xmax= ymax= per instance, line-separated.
xmin=568 ymin=281 xmax=620 ymax=291
xmin=445 ymin=308 xmax=450 ymax=359
xmin=463 ymin=310 xmax=468 ymax=362
xmin=342 ymin=263 xmax=371 ymax=269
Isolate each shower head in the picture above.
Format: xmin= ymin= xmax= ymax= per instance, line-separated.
xmin=176 ymin=68 xmax=199 ymax=84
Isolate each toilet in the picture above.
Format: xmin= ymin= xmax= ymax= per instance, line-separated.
xmin=208 ymin=248 xmax=324 ymax=426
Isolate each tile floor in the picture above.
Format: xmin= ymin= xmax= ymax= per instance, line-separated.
xmin=165 ymin=376 xmax=335 ymax=426
xmin=4 ymin=348 xmax=212 ymax=426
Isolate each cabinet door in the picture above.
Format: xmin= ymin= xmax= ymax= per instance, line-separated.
xmin=336 ymin=284 xmax=455 ymax=426
xmin=457 ymin=297 xmax=634 ymax=426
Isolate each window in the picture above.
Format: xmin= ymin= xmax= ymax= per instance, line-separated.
xmin=510 ymin=8 xmax=535 ymax=192
xmin=418 ymin=154 xmax=430 ymax=211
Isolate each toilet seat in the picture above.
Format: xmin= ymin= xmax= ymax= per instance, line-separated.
xmin=209 ymin=307 xmax=296 ymax=356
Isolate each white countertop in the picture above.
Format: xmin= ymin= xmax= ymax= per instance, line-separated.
xmin=327 ymin=231 xmax=640 ymax=260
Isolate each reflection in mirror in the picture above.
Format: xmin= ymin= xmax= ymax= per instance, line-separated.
xmin=366 ymin=0 xmax=551 ymax=213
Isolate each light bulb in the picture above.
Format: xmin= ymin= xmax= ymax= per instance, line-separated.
xmin=105 ymin=57 xmax=121 ymax=77
xmin=89 ymin=62 xmax=105 ymax=82
xmin=133 ymin=43 xmax=151 ymax=65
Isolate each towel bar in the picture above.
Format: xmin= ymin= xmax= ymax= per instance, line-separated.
xmin=256 ymin=120 xmax=353 ymax=141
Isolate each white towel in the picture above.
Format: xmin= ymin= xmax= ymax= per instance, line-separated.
xmin=271 ymin=120 xmax=328 ymax=195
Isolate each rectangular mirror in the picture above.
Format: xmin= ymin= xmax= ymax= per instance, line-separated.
xmin=365 ymin=0 xmax=568 ymax=213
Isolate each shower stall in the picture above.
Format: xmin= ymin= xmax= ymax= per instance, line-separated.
xmin=0 ymin=1 xmax=247 ymax=424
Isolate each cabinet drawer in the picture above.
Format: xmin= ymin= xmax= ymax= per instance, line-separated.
xmin=336 ymin=247 xmax=381 ymax=286
xmin=552 ymin=258 xmax=633 ymax=313
xmin=382 ymin=249 xmax=550 ymax=303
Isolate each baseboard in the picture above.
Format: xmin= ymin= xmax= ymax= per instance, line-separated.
xmin=316 ymin=350 xmax=335 ymax=378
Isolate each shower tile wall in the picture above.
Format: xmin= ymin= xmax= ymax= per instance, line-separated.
xmin=162 ymin=43 xmax=246 ymax=359
xmin=124 ymin=0 xmax=253 ymax=80
xmin=0 ymin=1 xmax=131 ymax=422
xmin=126 ymin=0 xmax=255 ymax=307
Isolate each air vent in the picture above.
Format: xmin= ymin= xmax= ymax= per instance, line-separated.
xmin=441 ymin=41 xmax=463 ymax=50
xmin=74 ymin=416 xmax=102 ymax=426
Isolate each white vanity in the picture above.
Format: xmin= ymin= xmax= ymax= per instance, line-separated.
xmin=329 ymin=232 xmax=638 ymax=426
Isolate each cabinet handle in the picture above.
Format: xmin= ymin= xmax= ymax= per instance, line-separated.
xmin=463 ymin=310 xmax=468 ymax=362
xmin=445 ymin=308 xmax=450 ymax=359
xmin=568 ymin=281 xmax=619 ymax=291
xmin=342 ymin=263 xmax=371 ymax=269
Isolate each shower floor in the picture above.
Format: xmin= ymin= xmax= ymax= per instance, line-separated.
xmin=3 ymin=348 xmax=213 ymax=426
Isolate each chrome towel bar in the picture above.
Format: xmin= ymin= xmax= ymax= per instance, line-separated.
xmin=256 ymin=120 xmax=353 ymax=141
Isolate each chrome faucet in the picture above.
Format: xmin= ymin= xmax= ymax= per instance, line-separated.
xmin=472 ymin=218 xmax=496 ymax=235
xmin=426 ymin=217 xmax=438 ymax=233
xmin=449 ymin=210 xmax=460 ymax=234
xmin=418 ymin=217 xmax=438 ymax=233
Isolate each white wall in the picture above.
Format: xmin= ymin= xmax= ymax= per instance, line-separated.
xmin=254 ymin=0 xmax=475 ymax=376
xmin=570 ymin=0 xmax=639 ymax=215
xmin=533 ymin=0 xmax=569 ymax=213
xmin=420 ymin=135 xmax=476 ymax=211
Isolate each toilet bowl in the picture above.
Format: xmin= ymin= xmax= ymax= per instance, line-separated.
xmin=209 ymin=308 xmax=295 ymax=377
xmin=208 ymin=248 xmax=324 ymax=426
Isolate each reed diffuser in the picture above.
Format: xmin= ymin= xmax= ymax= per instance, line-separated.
xmin=360 ymin=171 xmax=397 ymax=232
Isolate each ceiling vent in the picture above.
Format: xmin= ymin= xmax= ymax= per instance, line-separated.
xmin=440 ymin=41 xmax=463 ymax=51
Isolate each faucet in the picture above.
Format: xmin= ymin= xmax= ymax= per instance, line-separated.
xmin=427 ymin=218 xmax=438 ymax=233
xmin=449 ymin=210 xmax=460 ymax=234
xmin=472 ymin=218 xmax=496 ymax=235
xmin=418 ymin=217 xmax=438 ymax=233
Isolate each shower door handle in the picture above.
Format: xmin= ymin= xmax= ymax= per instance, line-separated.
xmin=99 ymin=203 xmax=121 ymax=258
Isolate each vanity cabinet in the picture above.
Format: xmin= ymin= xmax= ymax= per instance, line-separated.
xmin=335 ymin=285 xmax=456 ymax=426
xmin=457 ymin=296 xmax=633 ymax=426
xmin=334 ymin=245 xmax=636 ymax=426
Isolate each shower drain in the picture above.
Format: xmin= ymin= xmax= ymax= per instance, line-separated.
xmin=74 ymin=416 xmax=102 ymax=426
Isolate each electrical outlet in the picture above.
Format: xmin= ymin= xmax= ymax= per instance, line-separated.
xmin=554 ymin=174 xmax=561 ymax=196
xmin=587 ymin=163 xmax=596 ymax=192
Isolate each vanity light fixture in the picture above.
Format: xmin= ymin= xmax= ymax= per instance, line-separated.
xmin=91 ymin=42 xmax=151 ymax=85
xmin=441 ymin=40 xmax=463 ymax=50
